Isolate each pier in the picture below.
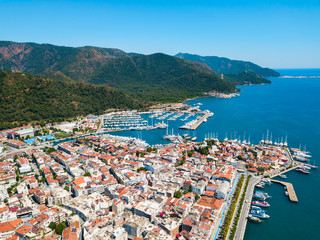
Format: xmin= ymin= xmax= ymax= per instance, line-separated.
xmin=189 ymin=112 xmax=210 ymax=130
xmin=269 ymin=179 xmax=298 ymax=202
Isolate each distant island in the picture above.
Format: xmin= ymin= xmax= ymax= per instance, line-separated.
xmin=0 ymin=41 xmax=278 ymax=128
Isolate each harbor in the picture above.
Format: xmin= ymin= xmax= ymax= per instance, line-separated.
xmin=235 ymin=147 xmax=316 ymax=239
xmin=104 ymin=70 xmax=320 ymax=240
xmin=179 ymin=111 xmax=213 ymax=130
xmin=100 ymin=103 xmax=214 ymax=140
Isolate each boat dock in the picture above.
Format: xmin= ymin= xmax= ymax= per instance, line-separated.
xmin=163 ymin=134 xmax=184 ymax=144
xmin=269 ymin=179 xmax=298 ymax=202
xmin=189 ymin=112 xmax=210 ymax=130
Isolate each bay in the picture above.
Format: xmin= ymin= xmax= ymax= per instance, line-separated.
xmin=110 ymin=69 xmax=320 ymax=239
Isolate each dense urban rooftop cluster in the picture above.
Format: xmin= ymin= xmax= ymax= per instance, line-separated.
xmin=0 ymin=123 xmax=289 ymax=240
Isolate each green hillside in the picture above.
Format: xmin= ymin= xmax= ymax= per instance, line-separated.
xmin=90 ymin=53 xmax=236 ymax=102
xmin=0 ymin=42 xmax=237 ymax=103
xmin=0 ymin=41 xmax=129 ymax=81
xmin=0 ymin=71 xmax=145 ymax=130
xmin=175 ymin=53 xmax=280 ymax=77
xmin=224 ymin=71 xmax=271 ymax=85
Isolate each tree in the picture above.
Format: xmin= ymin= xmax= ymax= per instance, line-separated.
xmin=136 ymin=151 xmax=140 ymax=157
xmin=15 ymin=169 xmax=20 ymax=182
xmin=140 ymin=152 xmax=145 ymax=157
xmin=195 ymin=193 xmax=200 ymax=201
xmin=188 ymin=185 xmax=192 ymax=193
xmin=187 ymin=151 xmax=194 ymax=157
xmin=39 ymin=121 xmax=45 ymax=127
xmin=237 ymin=155 xmax=244 ymax=160
xmin=147 ymin=147 xmax=152 ymax=152
xmin=31 ymin=154 xmax=37 ymax=163
xmin=257 ymin=166 xmax=266 ymax=173
xmin=64 ymin=186 xmax=69 ymax=191
xmin=178 ymin=159 xmax=186 ymax=166
xmin=49 ymin=222 xmax=57 ymax=230
xmin=197 ymin=147 xmax=209 ymax=155
xmin=174 ymin=190 xmax=182 ymax=198
xmin=137 ymin=167 xmax=146 ymax=173
xmin=84 ymin=172 xmax=91 ymax=177
xmin=55 ymin=222 xmax=67 ymax=235
xmin=7 ymin=187 xmax=12 ymax=194
xmin=46 ymin=147 xmax=57 ymax=154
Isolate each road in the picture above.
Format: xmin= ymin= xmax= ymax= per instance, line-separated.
xmin=234 ymin=175 xmax=261 ymax=240
xmin=225 ymin=175 xmax=247 ymax=240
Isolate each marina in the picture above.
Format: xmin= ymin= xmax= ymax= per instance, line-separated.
xmin=102 ymin=111 xmax=148 ymax=130
xmin=179 ymin=111 xmax=213 ymax=130
xmin=101 ymin=108 xmax=210 ymax=133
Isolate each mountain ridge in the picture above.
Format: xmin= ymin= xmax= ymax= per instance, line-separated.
xmin=0 ymin=41 xmax=273 ymax=104
xmin=90 ymin=53 xmax=236 ymax=102
xmin=0 ymin=41 xmax=129 ymax=82
xmin=175 ymin=52 xmax=280 ymax=77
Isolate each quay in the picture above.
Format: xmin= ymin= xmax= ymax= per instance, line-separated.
xmin=189 ymin=112 xmax=210 ymax=130
xmin=269 ymin=164 xmax=301 ymax=178
xmin=269 ymin=179 xmax=298 ymax=202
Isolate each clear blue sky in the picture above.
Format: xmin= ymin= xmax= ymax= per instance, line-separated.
xmin=1 ymin=0 xmax=319 ymax=68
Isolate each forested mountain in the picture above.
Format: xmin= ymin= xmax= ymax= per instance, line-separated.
xmin=90 ymin=53 xmax=236 ymax=102
xmin=0 ymin=41 xmax=129 ymax=81
xmin=0 ymin=71 xmax=145 ymax=130
xmin=0 ymin=41 xmax=236 ymax=102
xmin=0 ymin=41 xmax=273 ymax=106
xmin=224 ymin=71 xmax=271 ymax=85
xmin=175 ymin=53 xmax=280 ymax=77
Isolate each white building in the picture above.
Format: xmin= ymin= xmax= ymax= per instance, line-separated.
xmin=215 ymin=181 xmax=230 ymax=199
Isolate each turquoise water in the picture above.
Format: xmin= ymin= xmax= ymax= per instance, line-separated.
xmin=109 ymin=69 xmax=320 ymax=239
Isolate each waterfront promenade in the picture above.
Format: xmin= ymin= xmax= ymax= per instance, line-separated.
xmin=234 ymin=175 xmax=261 ymax=240
xmin=211 ymin=173 xmax=241 ymax=240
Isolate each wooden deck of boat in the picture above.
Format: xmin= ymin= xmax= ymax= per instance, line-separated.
xmin=270 ymin=179 xmax=298 ymax=202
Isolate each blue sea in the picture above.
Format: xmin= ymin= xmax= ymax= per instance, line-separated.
xmin=109 ymin=69 xmax=320 ymax=239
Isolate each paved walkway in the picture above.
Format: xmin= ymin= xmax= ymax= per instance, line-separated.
xmin=233 ymin=176 xmax=261 ymax=240
xmin=225 ymin=176 xmax=246 ymax=239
